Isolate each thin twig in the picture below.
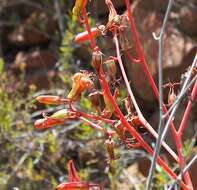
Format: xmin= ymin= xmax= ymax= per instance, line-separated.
xmin=146 ymin=1 xmax=174 ymax=189
xmin=53 ymin=0 xmax=65 ymax=39
xmin=114 ymin=32 xmax=179 ymax=162
xmin=168 ymin=153 xmax=197 ymax=190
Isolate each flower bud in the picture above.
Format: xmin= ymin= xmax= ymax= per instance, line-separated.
xmin=75 ymin=26 xmax=104 ymax=44
xmin=92 ymin=51 xmax=103 ymax=70
xmin=34 ymin=118 xmax=64 ymax=129
xmin=36 ymin=95 xmax=62 ymax=105
xmin=105 ymin=59 xmax=117 ymax=78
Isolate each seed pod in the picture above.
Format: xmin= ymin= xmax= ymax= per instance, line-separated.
xmin=103 ymin=92 xmax=114 ymax=117
xmin=114 ymin=122 xmax=125 ymax=141
xmin=105 ymin=138 xmax=116 ymax=160
xmin=168 ymin=89 xmax=176 ymax=107
xmin=34 ymin=118 xmax=64 ymax=129
xmin=36 ymin=95 xmax=62 ymax=105
xmin=92 ymin=51 xmax=103 ymax=70
xmin=88 ymin=91 xmax=101 ymax=113
xmin=105 ymin=59 xmax=117 ymax=78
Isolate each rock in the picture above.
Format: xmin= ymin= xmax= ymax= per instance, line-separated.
xmin=179 ymin=6 xmax=197 ymax=36
xmin=8 ymin=11 xmax=57 ymax=47
xmin=10 ymin=50 xmax=58 ymax=89
xmin=12 ymin=50 xmax=57 ymax=74
xmin=139 ymin=0 xmax=168 ymax=12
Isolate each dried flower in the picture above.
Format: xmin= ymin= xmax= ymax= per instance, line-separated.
xmin=67 ymin=72 xmax=94 ymax=102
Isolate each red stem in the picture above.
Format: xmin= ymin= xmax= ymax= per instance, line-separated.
xmin=74 ymin=108 xmax=115 ymax=124
xmin=98 ymin=66 xmax=188 ymax=190
xmin=114 ymin=16 xmax=179 ymax=163
xmin=124 ymin=0 xmax=178 ymax=134
xmin=80 ymin=2 xmax=190 ymax=188
xmin=176 ymin=81 xmax=197 ymax=188
xmin=83 ymin=9 xmax=97 ymax=50
xmin=178 ymin=80 xmax=197 ymax=137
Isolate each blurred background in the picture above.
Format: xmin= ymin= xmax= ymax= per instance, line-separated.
xmin=0 ymin=0 xmax=196 ymax=189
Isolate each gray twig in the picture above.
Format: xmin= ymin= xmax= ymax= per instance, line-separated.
xmin=168 ymin=153 xmax=197 ymax=190
xmin=53 ymin=0 xmax=65 ymax=39
xmin=146 ymin=1 xmax=174 ymax=189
